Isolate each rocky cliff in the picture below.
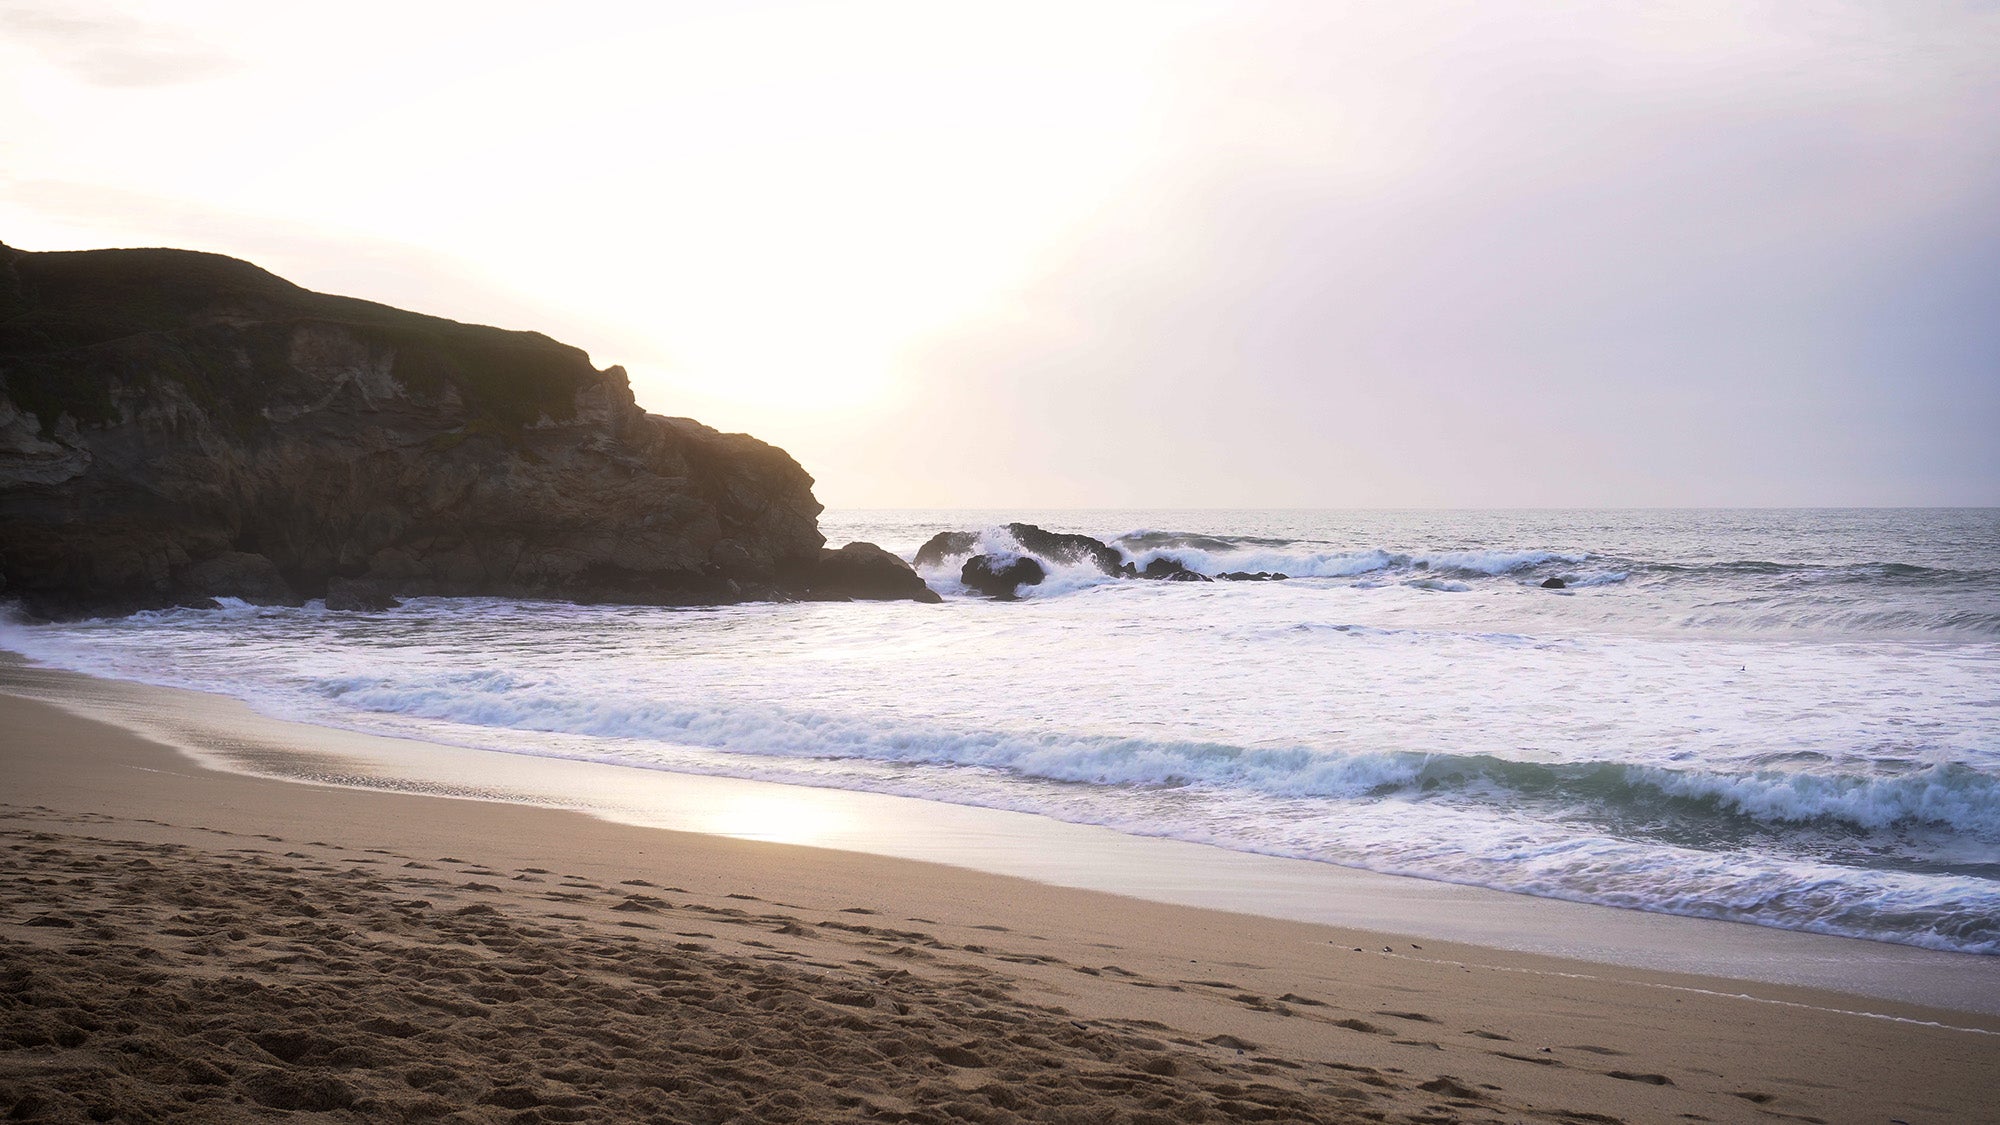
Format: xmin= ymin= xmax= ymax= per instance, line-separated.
xmin=0 ymin=242 xmax=922 ymax=616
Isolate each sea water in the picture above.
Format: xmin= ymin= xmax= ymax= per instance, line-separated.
xmin=4 ymin=508 xmax=1996 ymax=954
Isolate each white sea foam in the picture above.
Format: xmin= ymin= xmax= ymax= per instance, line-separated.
xmin=286 ymin=671 xmax=2000 ymax=841
xmin=1634 ymin=763 xmax=2000 ymax=832
xmin=1112 ymin=544 xmax=1590 ymax=582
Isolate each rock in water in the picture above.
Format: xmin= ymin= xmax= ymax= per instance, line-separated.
xmin=1003 ymin=524 xmax=1133 ymax=577
xmin=804 ymin=542 xmax=941 ymax=603
xmin=915 ymin=525 xmax=1133 ymax=576
xmin=912 ymin=531 xmax=980 ymax=568
xmin=914 ymin=523 xmax=1243 ymax=595
xmin=0 ymin=242 xmax=857 ymax=617
xmin=961 ymin=554 xmax=1046 ymax=599
xmin=1140 ymin=557 xmax=1212 ymax=582
xmin=1540 ymin=577 xmax=1567 ymax=589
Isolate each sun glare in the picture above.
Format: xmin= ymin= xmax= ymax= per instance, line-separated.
xmin=239 ymin=5 xmax=1177 ymax=412
xmin=694 ymin=791 xmax=853 ymax=849
xmin=2 ymin=2 xmax=1199 ymax=430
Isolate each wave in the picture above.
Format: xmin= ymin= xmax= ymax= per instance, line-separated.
xmin=910 ymin=528 xmax=1124 ymax=598
xmin=899 ymin=527 xmax=2000 ymax=639
xmin=907 ymin=524 xmax=1600 ymax=586
xmin=312 ymin=672 xmax=2000 ymax=842
xmin=9 ymin=597 xmax=1995 ymax=955
xmin=1635 ymin=559 xmax=2000 ymax=596
xmin=1087 ymin=529 xmax=1995 ymax=588
xmin=298 ymin=671 xmax=2000 ymax=952
xmin=1115 ymin=541 xmax=1591 ymax=581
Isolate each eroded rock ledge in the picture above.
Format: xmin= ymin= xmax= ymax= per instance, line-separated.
xmin=0 ymin=242 xmax=931 ymax=617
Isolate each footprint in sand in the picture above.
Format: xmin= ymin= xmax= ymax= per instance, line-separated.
xmin=1491 ymin=1050 xmax=1565 ymax=1068
xmin=1417 ymin=1075 xmax=1485 ymax=1100
xmin=930 ymin=1043 xmax=986 ymax=1068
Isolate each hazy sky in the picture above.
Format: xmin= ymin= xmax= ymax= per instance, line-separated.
xmin=5 ymin=1 xmax=1996 ymax=507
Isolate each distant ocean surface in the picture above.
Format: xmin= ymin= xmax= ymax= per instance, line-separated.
xmin=6 ymin=509 xmax=1998 ymax=954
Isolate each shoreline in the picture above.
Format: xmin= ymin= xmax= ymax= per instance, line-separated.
xmin=3 ymin=674 xmax=1997 ymax=1121
xmin=3 ymin=654 xmax=1996 ymax=1018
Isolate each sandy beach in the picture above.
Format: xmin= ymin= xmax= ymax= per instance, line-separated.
xmin=3 ymin=684 xmax=1996 ymax=1124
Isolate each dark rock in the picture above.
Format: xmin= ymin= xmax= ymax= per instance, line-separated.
xmin=1140 ymin=557 xmax=1211 ymax=582
xmin=916 ymin=523 xmax=1135 ymax=577
xmin=961 ymin=554 xmax=1046 ymax=599
xmin=0 ymin=242 xmax=824 ymax=617
xmin=912 ymin=531 xmax=980 ymax=568
xmin=181 ymin=551 xmax=300 ymax=604
xmin=911 ymin=522 xmax=1252 ymax=589
xmin=324 ymin=577 xmax=399 ymax=612
xmin=1217 ymin=571 xmax=1287 ymax=581
xmin=1540 ymin=577 xmax=1567 ymax=589
xmin=1004 ymin=523 xmax=1128 ymax=576
xmin=803 ymin=542 xmax=940 ymax=603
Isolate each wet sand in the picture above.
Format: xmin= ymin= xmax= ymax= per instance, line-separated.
xmin=2 ymin=687 xmax=1996 ymax=1123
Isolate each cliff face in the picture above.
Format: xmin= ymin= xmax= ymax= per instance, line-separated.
xmin=0 ymin=243 xmax=829 ymax=616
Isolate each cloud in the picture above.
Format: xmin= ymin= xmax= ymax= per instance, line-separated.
xmin=1 ymin=2 xmax=237 ymax=87
xmin=832 ymin=1 xmax=2000 ymax=506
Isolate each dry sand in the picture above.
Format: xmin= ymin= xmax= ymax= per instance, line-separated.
xmin=2 ymin=689 xmax=1995 ymax=1124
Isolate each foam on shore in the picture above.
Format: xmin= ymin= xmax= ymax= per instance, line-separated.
xmin=5 ymin=653 xmax=1995 ymax=1019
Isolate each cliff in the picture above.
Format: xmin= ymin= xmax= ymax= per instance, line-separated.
xmin=0 ymin=242 xmax=895 ymax=616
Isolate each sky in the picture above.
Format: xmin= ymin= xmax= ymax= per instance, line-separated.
xmin=4 ymin=0 xmax=1997 ymax=508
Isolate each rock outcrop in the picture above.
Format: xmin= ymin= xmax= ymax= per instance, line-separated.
xmin=1004 ymin=525 xmax=1131 ymax=577
xmin=913 ymin=531 xmax=980 ymax=569
xmin=0 ymin=242 xmax=926 ymax=616
xmin=915 ymin=525 xmax=1134 ymax=577
xmin=917 ymin=522 xmax=1234 ymax=598
xmin=801 ymin=542 xmax=941 ymax=603
xmin=1139 ymin=557 xmax=1210 ymax=582
xmin=960 ymin=555 xmax=1046 ymax=600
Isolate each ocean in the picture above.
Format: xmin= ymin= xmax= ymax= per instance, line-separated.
xmin=4 ymin=508 xmax=1997 ymax=955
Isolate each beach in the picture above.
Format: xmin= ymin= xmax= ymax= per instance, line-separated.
xmin=8 ymin=3 xmax=1997 ymax=1117
xmin=4 ymin=678 xmax=1995 ymax=1124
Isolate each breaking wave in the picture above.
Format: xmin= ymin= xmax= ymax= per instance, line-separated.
xmin=889 ymin=524 xmax=2000 ymax=637
xmin=298 ymin=669 xmax=2000 ymax=952
xmin=314 ymin=670 xmax=2000 ymax=842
